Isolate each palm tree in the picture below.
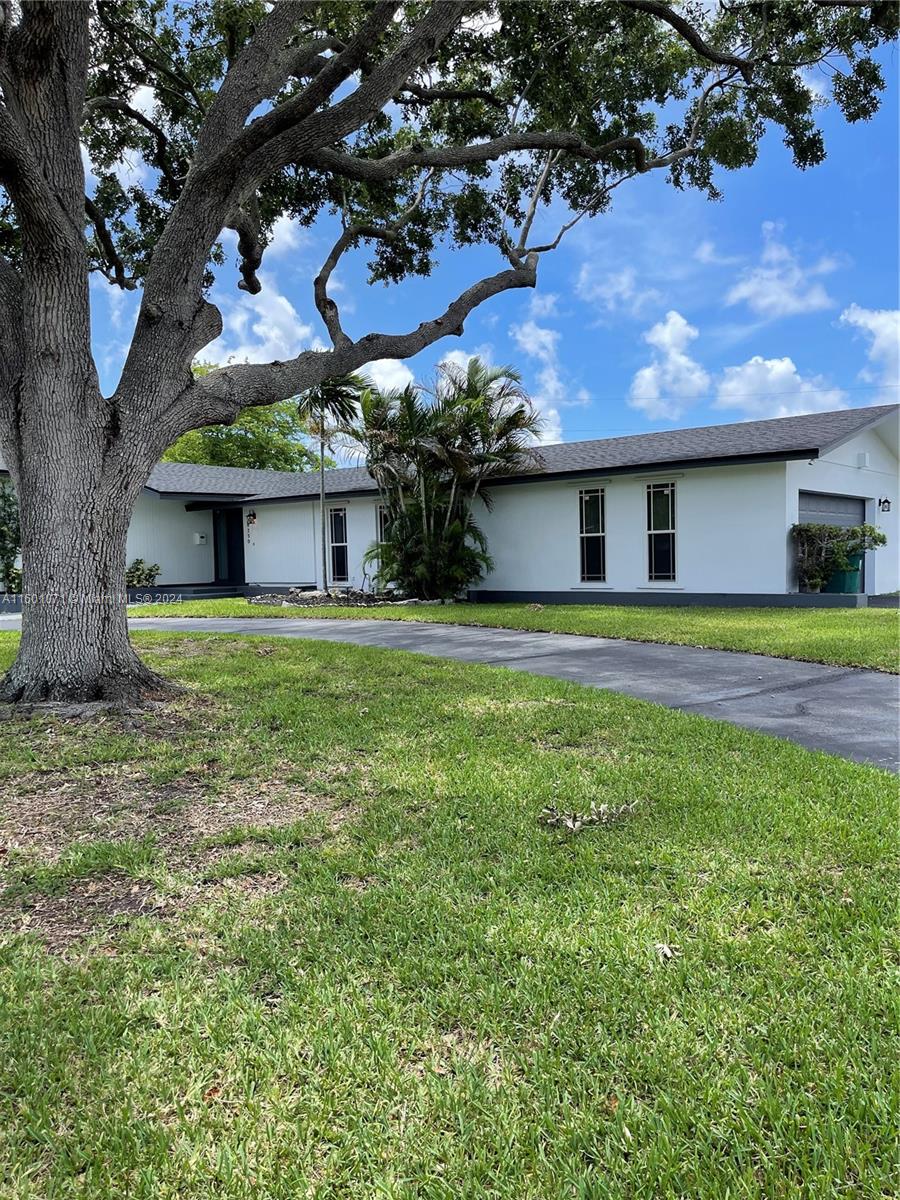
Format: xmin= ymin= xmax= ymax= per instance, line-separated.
xmin=429 ymin=358 xmax=544 ymax=525
xmin=348 ymin=358 xmax=544 ymax=598
xmin=297 ymin=374 xmax=367 ymax=590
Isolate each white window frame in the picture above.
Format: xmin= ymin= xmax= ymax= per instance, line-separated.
xmin=328 ymin=506 xmax=349 ymax=583
xmin=646 ymin=481 xmax=676 ymax=582
xmin=376 ymin=503 xmax=390 ymax=545
xmin=579 ymin=488 xmax=606 ymax=583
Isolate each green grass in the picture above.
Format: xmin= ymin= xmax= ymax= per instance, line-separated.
xmin=129 ymin=597 xmax=900 ymax=672
xmin=0 ymin=630 xmax=895 ymax=1198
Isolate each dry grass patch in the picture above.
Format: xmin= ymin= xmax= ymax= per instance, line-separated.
xmin=402 ymin=1027 xmax=510 ymax=1088
xmin=0 ymin=871 xmax=166 ymax=951
xmin=0 ymin=767 xmax=351 ymax=871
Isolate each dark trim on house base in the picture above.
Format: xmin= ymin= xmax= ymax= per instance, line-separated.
xmin=468 ymin=589 xmax=872 ymax=609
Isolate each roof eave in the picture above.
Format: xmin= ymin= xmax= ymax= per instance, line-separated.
xmin=818 ymin=405 xmax=899 ymax=457
xmin=183 ymin=486 xmax=380 ymax=510
xmin=484 ymin=448 xmax=821 ymax=488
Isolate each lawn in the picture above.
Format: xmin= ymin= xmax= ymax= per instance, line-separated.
xmin=129 ymin=597 xmax=900 ymax=672
xmin=0 ymin=630 xmax=895 ymax=1198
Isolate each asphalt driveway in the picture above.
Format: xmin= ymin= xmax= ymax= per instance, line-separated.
xmin=0 ymin=613 xmax=894 ymax=769
xmin=116 ymin=616 xmax=899 ymax=771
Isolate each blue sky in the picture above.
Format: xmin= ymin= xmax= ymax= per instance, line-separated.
xmin=89 ymin=52 xmax=899 ymax=450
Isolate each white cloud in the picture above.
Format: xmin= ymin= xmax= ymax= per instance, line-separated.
xmin=725 ymin=221 xmax=839 ymax=319
xmin=508 ymin=318 xmax=563 ymax=443
xmin=111 ymin=150 xmax=153 ymax=190
xmin=439 ymin=345 xmax=494 ymax=374
xmin=510 ymin=318 xmax=559 ymax=362
xmin=800 ymin=68 xmax=830 ymax=102
xmin=80 ymin=143 xmax=98 ymax=190
xmin=529 ymin=292 xmax=558 ymax=318
xmin=266 ymin=213 xmax=307 ymax=258
xmin=130 ymin=85 xmax=156 ymax=117
xmin=840 ymin=304 xmax=900 ymax=399
xmin=715 ymin=356 xmax=845 ymax=418
xmin=209 ymin=271 xmax=319 ymax=364
xmin=694 ymin=239 xmax=739 ymax=266
xmin=364 ymin=358 xmax=415 ymax=392
xmin=628 ymin=311 xmax=710 ymax=420
xmin=576 ymin=264 xmax=661 ymax=317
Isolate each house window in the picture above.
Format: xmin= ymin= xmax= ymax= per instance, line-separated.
xmin=328 ymin=507 xmax=348 ymax=582
xmin=647 ymin=482 xmax=676 ymax=581
xmin=376 ymin=504 xmax=391 ymax=545
xmin=579 ymin=488 xmax=606 ymax=582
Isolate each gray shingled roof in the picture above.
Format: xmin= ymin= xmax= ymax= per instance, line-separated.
xmin=144 ymin=461 xmax=374 ymax=499
xmin=1 ymin=404 xmax=895 ymax=501
xmin=514 ymin=403 xmax=898 ymax=480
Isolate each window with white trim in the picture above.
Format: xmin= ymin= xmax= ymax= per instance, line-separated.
xmin=579 ymin=488 xmax=606 ymax=582
xmin=647 ymin=482 xmax=676 ymax=581
xmin=328 ymin=507 xmax=349 ymax=582
xmin=376 ymin=504 xmax=391 ymax=545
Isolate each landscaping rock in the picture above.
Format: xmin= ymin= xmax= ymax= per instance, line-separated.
xmin=248 ymin=588 xmax=459 ymax=608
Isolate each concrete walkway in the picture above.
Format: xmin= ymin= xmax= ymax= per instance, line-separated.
xmin=1 ymin=614 xmax=895 ymax=769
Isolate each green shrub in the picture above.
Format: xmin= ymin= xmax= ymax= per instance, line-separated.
xmin=0 ymin=482 xmax=20 ymax=592
xmin=125 ymin=558 xmax=161 ymax=588
xmin=791 ymin=522 xmax=887 ymax=591
xmin=1 ymin=566 xmax=21 ymax=594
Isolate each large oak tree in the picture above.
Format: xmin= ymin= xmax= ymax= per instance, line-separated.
xmin=0 ymin=0 xmax=893 ymax=701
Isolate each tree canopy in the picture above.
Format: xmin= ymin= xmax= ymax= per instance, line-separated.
xmin=163 ymin=400 xmax=321 ymax=471
xmin=2 ymin=0 xmax=894 ymax=441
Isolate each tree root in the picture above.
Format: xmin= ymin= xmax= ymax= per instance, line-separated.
xmin=0 ymin=664 xmax=183 ymax=709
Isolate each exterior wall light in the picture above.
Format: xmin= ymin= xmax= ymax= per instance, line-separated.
xmin=246 ymin=509 xmax=257 ymax=526
xmin=877 ymin=497 xmax=891 ymax=513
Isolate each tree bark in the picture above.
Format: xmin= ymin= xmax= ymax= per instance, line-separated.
xmin=0 ymin=429 xmax=170 ymax=704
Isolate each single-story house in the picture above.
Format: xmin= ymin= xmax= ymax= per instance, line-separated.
xmin=3 ymin=403 xmax=898 ymax=605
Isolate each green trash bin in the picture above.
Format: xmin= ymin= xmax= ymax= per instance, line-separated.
xmin=824 ymin=552 xmax=863 ymax=594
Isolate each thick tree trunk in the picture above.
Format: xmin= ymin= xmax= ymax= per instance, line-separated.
xmin=0 ymin=442 xmax=170 ymax=704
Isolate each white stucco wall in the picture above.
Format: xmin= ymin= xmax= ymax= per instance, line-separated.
xmin=785 ymin=422 xmax=899 ymax=594
xmin=243 ymin=502 xmax=317 ymax=586
xmin=474 ymin=461 xmax=791 ymax=595
xmin=242 ymin=497 xmax=382 ymax=589
xmin=127 ymin=494 xmax=214 ymax=585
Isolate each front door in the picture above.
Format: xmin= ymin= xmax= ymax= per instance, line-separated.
xmin=213 ymin=509 xmax=246 ymax=584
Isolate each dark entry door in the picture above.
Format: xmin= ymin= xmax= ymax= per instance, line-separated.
xmin=213 ymin=509 xmax=246 ymax=584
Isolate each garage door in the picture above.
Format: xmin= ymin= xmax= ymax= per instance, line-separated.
xmin=798 ymin=491 xmax=866 ymax=528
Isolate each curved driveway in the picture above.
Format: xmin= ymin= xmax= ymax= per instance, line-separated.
xmin=118 ymin=616 xmax=900 ymax=771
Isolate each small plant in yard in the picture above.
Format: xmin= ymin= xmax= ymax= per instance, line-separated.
xmin=791 ymin=522 xmax=887 ymax=592
xmin=125 ymin=559 xmax=161 ymax=588
xmin=539 ymin=799 xmax=639 ymax=833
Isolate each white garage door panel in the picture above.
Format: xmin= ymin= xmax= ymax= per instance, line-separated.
xmin=798 ymin=491 xmax=866 ymax=528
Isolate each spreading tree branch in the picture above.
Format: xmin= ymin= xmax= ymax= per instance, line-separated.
xmin=225 ymin=196 xmax=264 ymax=294
xmin=96 ymin=3 xmax=207 ymax=114
xmin=303 ymin=132 xmax=655 ymax=185
xmin=313 ymin=171 xmax=434 ymax=348
xmin=173 ymin=255 xmax=538 ymax=433
xmin=233 ymin=2 xmax=468 ymax=191
xmin=85 ymin=196 xmax=135 ymax=289
xmin=620 ymin=0 xmax=756 ymax=80
xmin=83 ymin=96 xmax=182 ymax=191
